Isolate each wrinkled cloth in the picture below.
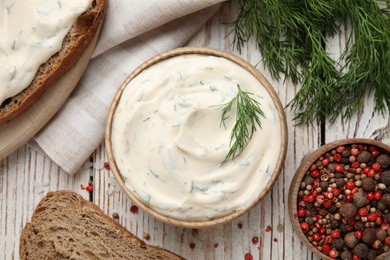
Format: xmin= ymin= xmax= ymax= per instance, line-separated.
xmin=33 ymin=1 xmax=224 ymax=175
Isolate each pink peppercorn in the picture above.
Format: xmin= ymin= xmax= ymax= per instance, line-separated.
xmin=331 ymin=229 xmax=341 ymax=239
xmin=300 ymin=222 xmax=309 ymax=232
xmin=334 ymin=154 xmax=342 ymax=162
xmin=321 ymin=244 xmax=331 ymax=255
xmin=345 ymin=181 xmax=355 ymax=190
xmin=374 ymin=191 xmax=382 ymax=200
xmin=322 ymin=158 xmax=329 ymax=166
xmin=358 ymin=207 xmax=368 ymax=216
xmin=354 ymin=231 xmax=363 ymax=239
xmin=335 ymin=164 xmax=344 ymax=172
xmin=367 ymin=213 xmax=377 ymax=222
xmin=329 ymin=249 xmax=338 ymax=259
xmin=252 ymin=236 xmax=259 ymax=244
xmin=351 ymin=148 xmax=359 ymax=156
xmin=298 ymin=208 xmax=306 ymax=217
xmin=372 ymin=162 xmax=381 ymax=171
xmin=385 ymin=237 xmax=390 ymax=246
xmin=103 ymin=162 xmax=110 ymax=170
xmin=130 ymin=205 xmax=138 ymax=214
xmin=310 ymin=170 xmax=320 ymax=178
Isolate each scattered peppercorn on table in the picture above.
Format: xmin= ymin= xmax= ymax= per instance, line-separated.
xmin=1 ymin=2 xmax=390 ymax=259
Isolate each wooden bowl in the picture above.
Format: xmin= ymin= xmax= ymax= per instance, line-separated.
xmin=288 ymin=138 xmax=390 ymax=259
xmin=106 ymin=47 xmax=287 ymax=228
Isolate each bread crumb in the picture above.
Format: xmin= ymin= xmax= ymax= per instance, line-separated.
xmin=112 ymin=212 xmax=119 ymax=219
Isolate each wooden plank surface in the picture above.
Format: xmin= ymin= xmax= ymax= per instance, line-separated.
xmin=1 ymin=2 xmax=390 ymax=260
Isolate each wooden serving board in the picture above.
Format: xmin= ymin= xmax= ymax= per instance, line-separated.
xmin=0 ymin=23 xmax=103 ymax=160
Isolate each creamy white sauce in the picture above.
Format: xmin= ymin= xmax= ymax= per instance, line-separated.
xmin=112 ymin=54 xmax=282 ymax=220
xmin=0 ymin=0 xmax=92 ymax=104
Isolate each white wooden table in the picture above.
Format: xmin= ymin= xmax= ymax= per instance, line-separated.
xmin=2 ymin=2 xmax=390 ymax=259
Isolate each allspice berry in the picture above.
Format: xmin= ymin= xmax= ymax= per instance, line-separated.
xmin=362 ymin=177 xmax=376 ymax=192
xmin=357 ymin=151 xmax=371 ymax=163
xmin=380 ymin=170 xmax=390 ymax=186
xmin=340 ymin=203 xmax=357 ymax=219
xmin=340 ymin=249 xmax=352 ymax=260
xmin=385 ymin=213 xmax=390 ymax=223
xmin=353 ymin=243 xmax=369 ymax=258
xmin=377 ymin=154 xmax=390 ymax=168
xmin=377 ymin=201 xmax=387 ymax=211
xmin=344 ymin=232 xmax=359 ymax=248
xmin=367 ymin=249 xmax=377 ymax=260
xmin=332 ymin=238 xmax=345 ymax=250
xmin=376 ymin=229 xmax=387 ymax=242
xmin=353 ymin=192 xmax=367 ymax=208
xmin=362 ymin=228 xmax=377 ymax=245
xmin=381 ymin=194 xmax=390 ymax=206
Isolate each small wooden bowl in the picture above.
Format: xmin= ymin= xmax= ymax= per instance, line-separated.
xmin=106 ymin=47 xmax=287 ymax=228
xmin=288 ymin=138 xmax=390 ymax=259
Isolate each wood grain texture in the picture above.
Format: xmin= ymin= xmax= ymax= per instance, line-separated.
xmin=1 ymin=1 xmax=389 ymax=260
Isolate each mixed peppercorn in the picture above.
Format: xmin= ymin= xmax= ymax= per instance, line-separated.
xmin=297 ymin=143 xmax=390 ymax=259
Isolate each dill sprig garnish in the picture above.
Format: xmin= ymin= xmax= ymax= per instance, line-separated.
xmin=232 ymin=0 xmax=390 ymax=125
xmin=217 ymin=84 xmax=265 ymax=164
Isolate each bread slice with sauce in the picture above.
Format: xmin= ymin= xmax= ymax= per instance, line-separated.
xmin=0 ymin=0 xmax=106 ymax=124
xmin=20 ymin=190 xmax=184 ymax=260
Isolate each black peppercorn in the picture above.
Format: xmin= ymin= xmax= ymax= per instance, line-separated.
xmin=306 ymin=202 xmax=314 ymax=209
xmin=341 ymin=157 xmax=350 ymax=164
xmin=328 ymin=163 xmax=336 ymax=173
xmin=369 ymin=200 xmax=378 ymax=208
xmin=319 ymin=181 xmax=328 ymax=191
xmin=331 ymin=220 xmax=341 ymax=229
xmin=328 ymin=205 xmax=338 ymax=214
xmin=318 ymin=208 xmax=327 ymax=216
xmin=340 ymin=223 xmax=349 ymax=234
xmin=303 ymin=175 xmax=315 ymax=185
xmin=354 ymin=221 xmax=365 ymax=231
xmin=336 ymin=178 xmax=346 ymax=188
xmin=342 ymin=149 xmax=351 ymax=158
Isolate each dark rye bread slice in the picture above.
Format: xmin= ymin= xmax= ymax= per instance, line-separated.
xmin=20 ymin=190 xmax=184 ymax=260
xmin=0 ymin=0 xmax=107 ymax=124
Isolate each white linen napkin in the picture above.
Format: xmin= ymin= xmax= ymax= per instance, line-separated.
xmin=33 ymin=0 xmax=224 ymax=175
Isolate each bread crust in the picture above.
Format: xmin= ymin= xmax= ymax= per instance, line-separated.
xmin=0 ymin=0 xmax=107 ymax=124
xmin=20 ymin=190 xmax=184 ymax=259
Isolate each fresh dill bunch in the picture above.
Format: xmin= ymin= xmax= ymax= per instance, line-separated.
xmin=232 ymin=0 xmax=390 ymax=125
xmin=335 ymin=0 xmax=390 ymax=121
xmin=217 ymin=84 xmax=265 ymax=164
